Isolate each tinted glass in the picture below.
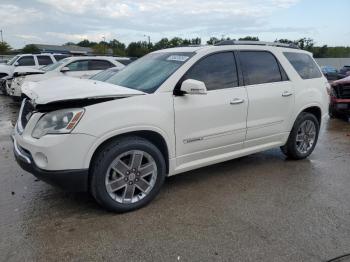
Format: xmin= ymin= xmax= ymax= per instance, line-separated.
xmin=17 ymin=56 xmax=35 ymax=66
xmin=54 ymin=55 xmax=69 ymax=61
xmin=37 ymin=55 xmax=53 ymax=66
xmin=284 ymin=52 xmax=322 ymax=79
xmin=67 ymin=60 xmax=89 ymax=71
xmin=116 ymin=59 xmax=133 ymax=65
xmin=240 ymin=51 xmax=282 ymax=85
xmin=90 ymin=68 xmax=119 ymax=81
xmin=183 ymin=52 xmax=238 ymax=91
xmin=7 ymin=55 xmax=19 ymax=65
xmin=89 ymin=60 xmax=114 ymax=70
xmin=106 ymin=52 xmax=194 ymax=93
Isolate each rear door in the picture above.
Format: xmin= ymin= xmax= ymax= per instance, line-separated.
xmin=238 ymin=50 xmax=294 ymax=147
xmin=174 ymin=52 xmax=248 ymax=168
xmin=36 ymin=55 xmax=54 ymax=67
xmin=84 ymin=60 xmax=115 ymax=78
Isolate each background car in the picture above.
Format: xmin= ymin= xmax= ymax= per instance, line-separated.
xmin=90 ymin=67 xmax=121 ymax=82
xmin=0 ymin=53 xmax=69 ymax=79
xmin=321 ymin=66 xmax=338 ymax=80
xmin=337 ymin=65 xmax=350 ymax=79
xmin=9 ymin=56 xmax=126 ymax=100
xmin=329 ymin=76 xmax=350 ymax=118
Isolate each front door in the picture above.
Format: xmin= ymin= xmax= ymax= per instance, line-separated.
xmin=174 ymin=52 xmax=248 ymax=170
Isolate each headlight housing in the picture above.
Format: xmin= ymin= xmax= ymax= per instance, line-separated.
xmin=32 ymin=108 xmax=84 ymax=139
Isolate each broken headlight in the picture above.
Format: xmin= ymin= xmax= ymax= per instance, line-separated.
xmin=32 ymin=108 xmax=84 ymax=139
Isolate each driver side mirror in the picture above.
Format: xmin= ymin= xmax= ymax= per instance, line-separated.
xmin=14 ymin=62 xmax=19 ymax=67
xmin=60 ymin=66 xmax=70 ymax=73
xmin=180 ymin=79 xmax=207 ymax=95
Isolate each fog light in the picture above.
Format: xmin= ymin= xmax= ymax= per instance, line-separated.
xmin=34 ymin=152 xmax=48 ymax=168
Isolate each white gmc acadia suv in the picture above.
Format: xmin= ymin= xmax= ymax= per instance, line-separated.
xmin=12 ymin=41 xmax=329 ymax=212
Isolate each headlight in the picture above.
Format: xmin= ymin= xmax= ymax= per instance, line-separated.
xmin=32 ymin=108 xmax=84 ymax=139
xmin=14 ymin=76 xmax=25 ymax=85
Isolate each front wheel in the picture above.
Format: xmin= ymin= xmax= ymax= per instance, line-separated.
xmin=90 ymin=136 xmax=166 ymax=212
xmin=281 ymin=112 xmax=320 ymax=160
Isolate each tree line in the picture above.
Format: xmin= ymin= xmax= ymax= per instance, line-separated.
xmin=1 ymin=36 xmax=349 ymax=58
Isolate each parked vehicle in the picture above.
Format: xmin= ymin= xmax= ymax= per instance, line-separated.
xmin=0 ymin=53 xmax=69 ymax=79
xmin=12 ymin=41 xmax=329 ymax=212
xmin=337 ymin=65 xmax=350 ymax=79
xmin=90 ymin=67 xmax=121 ymax=82
xmin=329 ymin=76 xmax=350 ymax=118
xmin=7 ymin=56 xmax=125 ymax=100
xmin=321 ymin=66 xmax=338 ymax=80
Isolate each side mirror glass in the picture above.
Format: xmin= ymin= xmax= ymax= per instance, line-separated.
xmin=180 ymin=79 xmax=207 ymax=95
xmin=14 ymin=62 xmax=19 ymax=66
xmin=60 ymin=66 xmax=70 ymax=73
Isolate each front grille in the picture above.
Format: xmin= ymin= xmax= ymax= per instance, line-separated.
xmin=19 ymin=99 xmax=34 ymax=132
xmin=335 ymin=84 xmax=350 ymax=99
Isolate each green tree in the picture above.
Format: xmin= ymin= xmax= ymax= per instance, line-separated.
xmin=92 ymin=43 xmax=108 ymax=55
xmin=207 ymin=37 xmax=220 ymax=45
xmin=0 ymin=41 xmax=12 ymax=54
xmin=239 ymin=36 xmax=259 ymax=41
xmin=295 ymin=38 xmax=314 ymax=51
xmin=77 ymin=39 xmax=97 ymax=47
xmin=109 ymin=39 xmax=126 ymax=56
xmin=153 ymin=38 xmax=170 ymax=50
xmin=22 ymin=44 xmax=40 ymax=53
xmin=127 ymin=41 xmax=150 ymax=57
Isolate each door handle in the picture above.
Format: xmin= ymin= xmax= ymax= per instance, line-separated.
xmin=230 ymin=98 xmax=245 ymax=105
xmin=282 ymin=91 xmax=293 ymax=97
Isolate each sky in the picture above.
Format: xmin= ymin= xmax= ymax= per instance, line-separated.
xmin=1 ymin=0 xmax=349 ymax=49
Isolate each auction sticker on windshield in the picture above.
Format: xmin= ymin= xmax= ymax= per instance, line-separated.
xmin=167 ymin=55 xmax=189 ymax=62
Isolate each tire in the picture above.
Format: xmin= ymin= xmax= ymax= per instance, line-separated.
xmin=281 ymin=112 xmax=320 ymax=160
xmin=90 ymin=136 xmax=166 ymax=212
xmin=329 ymin=104 xmax=336 ymax=118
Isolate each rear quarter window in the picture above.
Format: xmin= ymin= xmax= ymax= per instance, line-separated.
xmin=239 ymin=51 xmax=285 ymax=85
xmin=284 ymin=52 xmax=322 ymax=79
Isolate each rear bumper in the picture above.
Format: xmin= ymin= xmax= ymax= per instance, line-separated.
xmin=12 ymin=135 xmax=89 ymax=192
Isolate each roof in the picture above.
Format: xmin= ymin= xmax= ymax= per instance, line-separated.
xmin=33 ymin=44 xmax=93 ymax=54
xmin=154 ymin=46 xmax=206 ymax=53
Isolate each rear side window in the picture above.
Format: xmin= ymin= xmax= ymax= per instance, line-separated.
xmin=37 ymin=55 xmax=53 ymax=66
xmin=89 ymin=60 xmax=114 ymax=70
xmin=17 ymin=56 xmax=35 ymax=66
xmin=66 ymin=60 xmax=89 ymax=71
xmin=54 ymin=55 xmax=69 ymax=61
xmin=183 ymin=52 xmax=238 ymax=91
xmin=284 ymin=52 xmax=322 ymax=79
xmin=239 ymin=51 xmax=284 ymax=85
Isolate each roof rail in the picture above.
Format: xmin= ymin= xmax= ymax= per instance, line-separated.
xmin=214 ymin=40 xmax=300 ymax=49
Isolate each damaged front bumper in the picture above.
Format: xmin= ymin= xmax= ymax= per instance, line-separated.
xmin=11 ymin=135 xmax=89 ymax=192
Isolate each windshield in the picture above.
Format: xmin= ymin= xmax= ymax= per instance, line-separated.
xmin=106 ymin=52 xmax=194 ymax=93
xmin=90 ymin=68 xmax=120 ymax=82
xmin=7 ymin=55 xmax=19 ymax=65
xmin=41 ymin=58 xmax=70 ymax=72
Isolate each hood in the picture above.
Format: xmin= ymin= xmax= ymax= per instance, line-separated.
xmin=22 ymin=76 xmax=145 ymax=105
xmin=13 ymin=67 xmax=44 ymax=77
xmin=24 ymin=72 xmax=54 ymax=82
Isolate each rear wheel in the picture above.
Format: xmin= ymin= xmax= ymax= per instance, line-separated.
xmin=90 ymin=136 xmax=166 ymax=212
xmin=281 ymin=112 xmax=320 ymax=160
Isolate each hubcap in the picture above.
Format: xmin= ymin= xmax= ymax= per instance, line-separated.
xmin=296 ymin=120 xmax=316 ymax=154
xmin=105 ymin=150 xmax=157 ymax=204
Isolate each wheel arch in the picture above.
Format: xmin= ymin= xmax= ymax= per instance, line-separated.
xmin=86 ymin=129 xmax=171 ymax=178
xmin=301 ymin=106 xmax=322 ymax=124
xmin=293 ymin=104 xmax=322 ymax=128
